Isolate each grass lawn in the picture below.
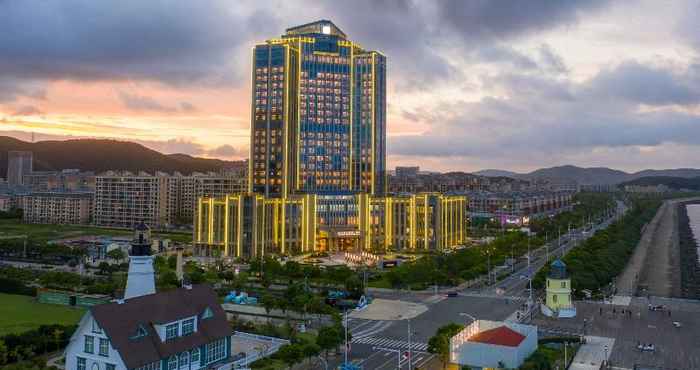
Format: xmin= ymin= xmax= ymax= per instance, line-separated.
xmin=0 ymin=219 xmax=191 ymax=244
xmin=0 ymin=293 xmax=85 ymax=336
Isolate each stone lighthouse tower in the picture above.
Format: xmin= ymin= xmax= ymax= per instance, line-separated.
xmin=124 ymin=222 xmax=156 ymax=299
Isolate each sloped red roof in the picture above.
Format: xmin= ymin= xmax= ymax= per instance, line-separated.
xmin=469 ymin=326 xmax=525 ymax=347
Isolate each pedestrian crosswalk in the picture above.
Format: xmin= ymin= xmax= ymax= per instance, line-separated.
xmin=347 ymin=319 xmax=393 ymax=339
xmin=352 ymin=336 xmax=429 ymax=352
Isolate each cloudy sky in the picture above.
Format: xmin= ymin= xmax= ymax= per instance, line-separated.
xmin=1 ymin=1 xmax=699 ymax=172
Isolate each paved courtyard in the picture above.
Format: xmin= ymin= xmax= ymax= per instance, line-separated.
xmin=532 ymin=297 xmax=700 ymax=369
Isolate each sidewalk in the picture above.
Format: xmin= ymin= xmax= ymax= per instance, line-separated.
xmin=569 ymin=336 xmax=615 ymax=370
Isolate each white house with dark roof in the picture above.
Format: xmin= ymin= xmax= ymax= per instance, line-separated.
xmin=64 ymin=223 xmax=234 ymax=370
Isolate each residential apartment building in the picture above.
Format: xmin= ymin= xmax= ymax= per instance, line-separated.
xmin=19 ymin=192 xmax=93 ymax=225
xmin=93 ymin=171 xmax=246 ymax=229
xmin=7 ymin=150 xmax=33 ymax=186
xmin=93 ymin=172 xmax=170 ymax=228
xmin=467 ymin=191 xmax=574 ymax=226
xmin=168 ymin=172 xmax=247 ymax=224
xmin=23 ymin=169 xmax=95 ymax=192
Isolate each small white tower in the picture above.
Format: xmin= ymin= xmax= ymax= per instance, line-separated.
xmin=124 ymin=222 xmax=156 ymax=299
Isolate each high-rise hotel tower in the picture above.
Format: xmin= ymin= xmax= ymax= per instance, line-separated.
xmin=250 ymin=20 xmax=386 ymax=197
xmin=195 ymin=21 xmax=465 ymax=258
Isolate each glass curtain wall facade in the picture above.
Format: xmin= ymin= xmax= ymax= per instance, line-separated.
xmin=195 ymin=193 xmax=466 ymax=258
xmin=250 ymin=20 xmax=386 ymax=197
xmin=195 ymin=20 xmax=465 ymax=258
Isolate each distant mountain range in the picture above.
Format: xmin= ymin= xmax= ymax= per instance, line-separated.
xmin=0 ymin=136 xmax=245 ymax=176
xmin=474 ymin=165 xmax=700 ymax=185
xmin=619 ymin=176 xmax=700 ymax=191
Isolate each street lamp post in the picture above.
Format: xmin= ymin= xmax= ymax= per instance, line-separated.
xmin=344 ymin=309 xmax=349 ymax=366
xmin=604 ymin=344 xmax=609 ymax=368
xmin=316 ymin=356 xmax=328 ymax=370
xmin=407 ymin=319 xmax=412 ymax=370
xmin=373 ymin=347 xmax=401 ymax=369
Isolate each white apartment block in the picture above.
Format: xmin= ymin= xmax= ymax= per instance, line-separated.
xmin=20 ymin=192 xmax=93 ymax=224
xmin=94 ymin=171 xmax=246 ymax=228
xmin=94 ymin=172 xmax=170 ymax=228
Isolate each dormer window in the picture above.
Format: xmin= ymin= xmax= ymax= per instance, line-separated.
xmin=201 ymin=307 xmax=213 ymax=320
xmin=130 ymin=324 xmax=148 ymax=340
xmin=182 ymin=318 xmax=195 ymax=336
xmin=165 ymin=323 xmax=179 ymax=340
xmin=92 ymin=319 xmax=102 ymax=334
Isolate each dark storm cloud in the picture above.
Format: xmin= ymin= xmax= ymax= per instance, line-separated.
xmin=0 ymin=1 xmax=279 ymax=88
xmin=208 ymin=144 xmax=241 ymax=157
xmin=587 ymin=61 xmax=700 ymax=106
xmin=11 ymin=105 xmax=44 ymax=116
xmin=390 ymin=59 xmax=700 ymax=162
xmin=0 ymin=77 xmax=46 ymax=103
xmin=117 ymin=91 xmax=176 ymax=113
xmin=179 ymin=102 xmax=198 ymax=112
xmin=313 ymin=0 xmax=608 ymax=89
xmin=0 ymin=0 xmax=614 ymax=99
xmin=437 ymin=0 xmax=611 ymax=43
xmin=474 ymin=46 xmax=539 ymax=70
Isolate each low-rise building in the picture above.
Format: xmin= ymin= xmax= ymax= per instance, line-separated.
xmin=467 ymin=190 xmax=573 ymax=226
xmin=19 ymin=191 xmax=93 ymax=224
xmin=450 ymin=320 xmax=538 ymax=369
xmin=65 ymin=223 xmax=236 ymax=370
xmin=194 ymin=192 xmax=466 ymax=258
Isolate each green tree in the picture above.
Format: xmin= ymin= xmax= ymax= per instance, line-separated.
xmin=316 ymin=324 xmax=346 ymax=359
xmin=344 ymin=275 xmax=363 ymax=299
xmin=97 ymin=262 xmax=112 ymax=276
xmin=106 ymin=248 xmax=126 ymax=263
xmin=260 ymin=293 xmax=276 ymax=322
xmin=427 ymin=323 xmax=464 ymax=369
xmin=275 ymin=344 xmax=303 ymax=369
xmin=0 ymin=340 xmax=8 ymax=365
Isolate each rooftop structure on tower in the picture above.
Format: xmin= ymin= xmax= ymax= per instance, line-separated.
xmin=124 ymin=222 xmax=155 ymax=299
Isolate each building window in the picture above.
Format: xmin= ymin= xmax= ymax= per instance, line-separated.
xmin=99 ymin=338 xmax=109 ymax=356
xmin=168 ymin=356 xmax=177 ymax=370
xmin=137 ymin=362 xmax=160 ymax=370
xmin=179 ymin=352 xmax=189 ymax=368
xmin=201 ymin=307 xmax=213 ymax=320
xmin=191 ymin=348 xmax=200 ymax=363
xmin=561 ymin=281 xmax=566 ymax=288
xmin=166 ymin=323 xmax=179 ymax=340
xmin=206 ymin=338 xmax=226 ymax=364
xmin=83 ymin=335 xmax=94 ymax=354
xmin=553 ymin=294 xmax=558 ymax=303
xmin=92 ymin=320 xmax=102 ymax=334
xmin=105 ymin=365 xmax=115 ymax=370
xmin=77 ymin=357 xmax=86 ymax=370
xmin=182 ymin=318 xmax=194 ymax=336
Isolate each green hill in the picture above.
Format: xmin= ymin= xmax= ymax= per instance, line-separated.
xmin=0 ymin=136 xmax=245 ymax=175
xmin=619 ymin=176 xmax=700 ymax=191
